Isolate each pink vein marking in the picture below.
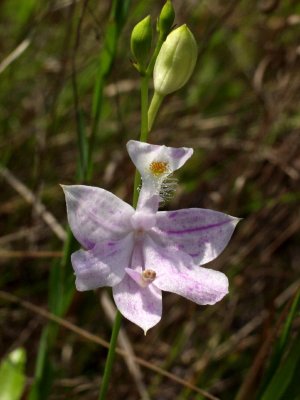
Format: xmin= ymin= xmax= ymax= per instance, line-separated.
xmin=165 ymin=220 xmax=229 ymax=235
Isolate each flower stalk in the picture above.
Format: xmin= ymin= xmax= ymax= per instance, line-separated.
xmin=133 ymin=75 xmax=149 ymax=208
xmin=148 ymin=91 xmax=164 ymax=131
xmin=98 ymin=51 xmax=152 ymax=400
xmin=98 ymin=310 xmax=122 ymax=400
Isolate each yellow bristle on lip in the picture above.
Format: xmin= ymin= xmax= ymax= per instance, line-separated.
xmin=149 ymin=161 xmax=169 ymax=176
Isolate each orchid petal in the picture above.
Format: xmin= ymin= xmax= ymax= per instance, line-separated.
xmin=113 ymin=275 xmax=162 ymax=334
xmin=113 ymin=240 xmax=162 ymax=333
xmin=62 ymin=185 xmax=134 ymax=248
xmin=126 ymin=140 xmax=193 ymax=212
xmin=127 ymin=140 xmax=193 ymax=178
xmin=71 ymin=233 xmax=134 ymax=291
xmin=144 ymin=236 xmax=228 ymax=305
xmin=152 ymin=208 xmax=240 ymax=265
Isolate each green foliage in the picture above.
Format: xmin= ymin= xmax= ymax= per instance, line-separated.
xmin=260 ymin=333 xmax=300 ymax=400
xmin=258 ymin=291 xmax=300 ymax=400
xmin=0 ymin=348 xmax=26 ymax=400
xmin=2 ymin=0 xmax=38 ymax=28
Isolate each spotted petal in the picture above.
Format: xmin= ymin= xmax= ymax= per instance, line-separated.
xmin=71 ymin=233 xmax=134 ymax=291
xmin=112 ymin=243 xmax=162 ymax=333
xmin=113 ymin=275 xmax=162 ymax=334
xmin=152 ymin=208 xmax=240 ymax=265
xmin=62 ymin=185 xmax=134 ymax=249
xmin=144 ymin=236 xmax=228 ymax=305
xmin=126 ymin=140 xmax=193 ymax=212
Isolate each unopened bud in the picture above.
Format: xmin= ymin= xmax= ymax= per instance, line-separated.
xmin=153 ymin=25 xmax=197 ymax=96
xmin=158 ymin=0 xmax=175 ymax=37
xmin=131 ymin=15 xmax=152 ymax=72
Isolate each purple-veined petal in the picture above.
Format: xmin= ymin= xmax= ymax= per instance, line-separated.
xmin=62 ymin=185 xmax=134 ymax=248
xmin=113 ymin=275 xmax=162 ymax=334
xmin=127 ymin=140 xmax=193 ymax=212
xmin=71 ymin=233 xmax=134 ymax=291
xmin=152 ymin=208 xmax=240 ymax=265
xmin=143 ymin=236 xmax=229 ymax=305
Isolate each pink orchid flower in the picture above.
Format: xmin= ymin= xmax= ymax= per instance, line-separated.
xmin=62 ymin=140 xmax=239 ymax=333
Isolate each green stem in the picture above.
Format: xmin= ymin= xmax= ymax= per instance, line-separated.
xmin=146 ymin=33 xmax=164 ymax=77
xmin=140 ymin=76 xmax=149 ymax=142
xmin=98 ymin=311 xmax=122 ymax=400
xmin=133 ymin=75 xmax=149 ymax=208
xmin=98 ymin=73 xmax=150 ymax=400
xmin=145 ymin=31 xmax=166 ymax=133
xmin=148 ymin=91 xmax=164 ymax=131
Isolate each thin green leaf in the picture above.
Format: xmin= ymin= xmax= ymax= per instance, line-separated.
xmin=280 ymin=355 xmax=300 ymax=400
xmin=261 ymin=333 xmax=300 ymax=400
xmin=277 ymin=289 xmax=300 ymax=354
xmin=258 ymin=289 xmax=300 ymax=395
xmin=89 ymin=0 xmax=132 ymax=179
xmin=28 ymin=328 xmax=54 ymax=400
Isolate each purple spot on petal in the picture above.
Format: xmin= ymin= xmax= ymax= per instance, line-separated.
xmin=169 ymin=211 xmax=178 ymax=218
xmin=83 ymin=239 xmax=95 ymax=250
xmin=189 ymin=252 xmax=200 ymax=257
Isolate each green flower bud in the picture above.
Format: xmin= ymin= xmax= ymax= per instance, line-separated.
xmin=158 ymin=0 xmax=175 ymax=37
xmin=154 ymin=25 xmax=197 ymax=96
xmin=131 ymin=15 xmax=152 ymax=72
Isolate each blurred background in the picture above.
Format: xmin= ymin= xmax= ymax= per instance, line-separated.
xmin=0 ymin=0 xmax=299 ymax=399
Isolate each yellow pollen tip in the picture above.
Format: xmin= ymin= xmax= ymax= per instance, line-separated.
xmin=149 ymin=161 xmax=169 ymax=176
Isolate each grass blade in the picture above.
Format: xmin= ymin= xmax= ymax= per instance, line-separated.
xmin=88 ymin=0 xmax=132 ymax=178
xmin=257 ymin=289 xmax=300 ymax=396
xmin=260 ymin=333 xmax=300 ymax=400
